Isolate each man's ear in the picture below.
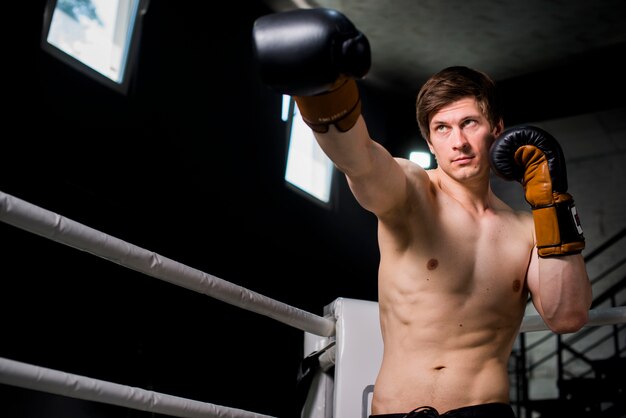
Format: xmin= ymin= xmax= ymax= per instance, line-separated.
xmin=493 ymin=119 xmax=504 ymax=137
xmin=427 ymin=141 xmax=435 ymax=155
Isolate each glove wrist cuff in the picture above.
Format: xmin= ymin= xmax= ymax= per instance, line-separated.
xmin=533 ymin=193 xmax=585 ymax=257
xmin=294 ymin=77 xmax=361 ymax=133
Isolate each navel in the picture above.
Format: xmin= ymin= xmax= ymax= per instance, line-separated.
xmin=426 ymin=258 xmax=439 ymax=270
xmin=512 ymin=279 xmax=521 ymax=292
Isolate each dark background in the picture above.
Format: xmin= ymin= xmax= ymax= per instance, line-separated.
xmin=1 ymin=1 xmax=625 ymax=417
xmin=1 ymin=2 xmax=381 ymax=417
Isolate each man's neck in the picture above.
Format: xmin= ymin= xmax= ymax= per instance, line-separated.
xmin=434 ymin=168 xmax=494 ymax=214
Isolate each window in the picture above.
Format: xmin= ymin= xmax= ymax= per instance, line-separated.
xmin=41 ymin=0 xmax=150 ymax=94
xmin=283 ymin=96 xmax=335 ymax=207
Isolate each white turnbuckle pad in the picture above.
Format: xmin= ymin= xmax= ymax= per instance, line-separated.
xmin=301 ymin=297 xmax=383 ymax=418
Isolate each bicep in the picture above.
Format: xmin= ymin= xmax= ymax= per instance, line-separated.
xmin=526 ymin=246 xmax=545 ymax=317
xmin=345 ymin=147 xmax=416 ymax=215
xmin=523 ymin=212 xmax=545 ymax=317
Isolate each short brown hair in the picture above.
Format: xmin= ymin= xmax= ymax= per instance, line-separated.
xmin=416 ymin=66 xmax=502 ymax=141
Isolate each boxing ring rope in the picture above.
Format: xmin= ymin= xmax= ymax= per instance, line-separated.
xmin=520 ymin=306 xmax=626 ymax=333
xmin=1 ymin=189 xmax=335 ymax=418
xmin=0 ymin=357 xmax=273 ymax=418
xmin=0 ymin=190 xmax=335 ymax=338
xmin=2 ymin=188 xmax=626 ymax=418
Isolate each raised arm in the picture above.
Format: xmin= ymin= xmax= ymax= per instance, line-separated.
xmin=253 ymin=8 xmax=414 ymax=216
xmin=490 ymin=126 xmax=592 ymax=333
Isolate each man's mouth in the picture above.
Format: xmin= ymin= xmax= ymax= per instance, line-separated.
xmin=453 ymin=155 xmax=474 ymax=164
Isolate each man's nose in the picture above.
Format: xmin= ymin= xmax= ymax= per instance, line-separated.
xmin=451 ymin=131 xmax=469 ymax=150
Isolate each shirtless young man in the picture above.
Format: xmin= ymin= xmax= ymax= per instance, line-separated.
xmin=253 ymin=8 xmax=592 ymax=417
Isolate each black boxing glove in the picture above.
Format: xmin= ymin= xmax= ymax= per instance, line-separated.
xmin=252 ymin=8 xmax=370 ymax=133
xmin=490 ymin=126 xmax=585 ymax=257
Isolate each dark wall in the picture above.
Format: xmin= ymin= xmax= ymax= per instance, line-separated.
xmin=497 ymin=41 xmax=626 ymax=127
xmin=0 ymin=2 xmax=395 ymax=417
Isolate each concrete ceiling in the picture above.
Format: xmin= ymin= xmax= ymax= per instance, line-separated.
xmin=263 ymin=0 xmax=626 ymax=97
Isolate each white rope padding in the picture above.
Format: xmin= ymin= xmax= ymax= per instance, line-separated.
xmin=520 ymin=306 xmax=626 ymax=333
xmin=0 ymin=357 xmax=274 ymax=418
xmin=0 ymin=190 xmax=335 ymax=337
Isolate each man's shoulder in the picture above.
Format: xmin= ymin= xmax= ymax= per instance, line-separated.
xmin=489 ymin=196 xmax=534 ymax=232
xmin=492 ymin=194 xmax=531 ymax=216
xmin=395 ymin=156 xmax=433 ymax=192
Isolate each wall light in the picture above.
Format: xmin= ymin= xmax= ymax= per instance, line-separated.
xmin=409 ymin=151 xmax=432 ymax=169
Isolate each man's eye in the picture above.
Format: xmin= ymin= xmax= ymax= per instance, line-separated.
xmin=463 ymin=120 xmax=477 ymax=127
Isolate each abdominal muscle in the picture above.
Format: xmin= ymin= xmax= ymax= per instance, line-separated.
xmin=371 ymin=262 xmax=527 ymax=415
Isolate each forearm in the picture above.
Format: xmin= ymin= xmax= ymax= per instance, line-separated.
xmin=314 ymin=118 xmax=409 ymax=214
xmin=535 ymin=254 xmax=592 ymax=333
xmin=313 ymin=117 xmax=379 ymax=175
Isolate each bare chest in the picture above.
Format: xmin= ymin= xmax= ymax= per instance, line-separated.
xmin=379 ymin=201 xmax=532 ymax=304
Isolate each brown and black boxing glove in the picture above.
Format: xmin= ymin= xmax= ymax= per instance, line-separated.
xmin=252 ymin=7 xmax=370 ymax=133
xmin=490 ymin=126 xmax=585 ymax=257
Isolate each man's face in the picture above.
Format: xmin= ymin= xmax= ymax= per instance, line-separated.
xmin=427 ymin=98 xmax=502 ymax=183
